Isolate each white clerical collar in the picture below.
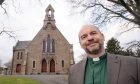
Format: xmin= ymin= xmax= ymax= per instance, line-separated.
xmin=93 ymin=57 xmax=100 ymax=61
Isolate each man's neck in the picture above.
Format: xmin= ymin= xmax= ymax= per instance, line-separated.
xmin=87 ymin=49 xmax=105 ymax=58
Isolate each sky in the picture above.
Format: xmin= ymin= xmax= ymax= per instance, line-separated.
xmin=0 ymin=0 xmax=140 ymax=65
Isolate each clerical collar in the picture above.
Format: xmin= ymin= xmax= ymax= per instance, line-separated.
xmin=88 ymin=53 xmax=107 ymax=62
xmin=93 ymin=57 xmax=100 ymax=61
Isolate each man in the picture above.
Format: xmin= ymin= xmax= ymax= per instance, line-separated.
xmin=69 ymin=24 xmax=140 ymax=84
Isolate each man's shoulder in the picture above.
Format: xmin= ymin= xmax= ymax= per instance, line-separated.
xmin=108 ymin=53 xmax=139 ymax=61
xmin=70 ymin=58 xmax=87 ymax=71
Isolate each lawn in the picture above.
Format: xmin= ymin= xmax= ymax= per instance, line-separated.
xmin=0 ymin=75 xmax=41 ymax=84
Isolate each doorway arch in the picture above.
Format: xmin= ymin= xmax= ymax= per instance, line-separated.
xmin=16 ymin=64 xmax=21 ymax=73
xmin=50 ymin=59 xmax=55 ymax=72
xmin=41 ymin=59 xmax=47 ymax=72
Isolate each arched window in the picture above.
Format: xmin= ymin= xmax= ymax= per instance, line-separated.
xmin=33 ymin=61 xmax=35 ymax=68
xmin=47 ymin=34 xmax=51 ymax=53
xmin=42 ymin=35 xmax=55 ymax=53
xmin=42 ymin=40 xmax=46 ymax=53
xmin=20 ymin=52 xmax=23 ymax=59
xmin=62 ymin=60 xmax=64 ymax=68
xmin=17 ymin=52 xmax=20 ymax=59
xmin=52 ymin=39 xmax=55 ymax=53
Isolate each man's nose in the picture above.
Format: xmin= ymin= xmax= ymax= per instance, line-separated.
xmin=87 ymin=35 xmax=94 ymax=41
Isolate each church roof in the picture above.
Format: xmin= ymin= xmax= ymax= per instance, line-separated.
xmin=14 ymin=41 xmax=31 ymax=50
xmin=45 ymin=4 xmax=54 ymax=12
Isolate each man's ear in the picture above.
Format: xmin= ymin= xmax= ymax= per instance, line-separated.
xmin=101 ymin=33 xmax=105 ymax=41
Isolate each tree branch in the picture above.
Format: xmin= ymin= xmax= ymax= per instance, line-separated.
xmin=1 ymin=4 xmax=7 ymax=14
xmin=126 ymin=40 xmax=140 ymax=49
xmin=134 ymin=0 xmax=140 ymax=6
xmin=80 ymin=3 xmax=138 ymax=24
xmin=0 ymin=0 xmax=4 ymax=5
xmin=119 ymin=0 xmax=140 ymax=19
xmin=119 ymin=27 xmax=139 ymax=35
xmin=108 ymin=0 xmax=121 ymax=5
xmin=0 ymin=27 xmax=16 ymax=39
xmin=94 ymin=3 xmax=140 ymax=25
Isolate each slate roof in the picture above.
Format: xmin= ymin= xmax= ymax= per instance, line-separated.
xmin=14 ymin=41 xmax=31 ymax=50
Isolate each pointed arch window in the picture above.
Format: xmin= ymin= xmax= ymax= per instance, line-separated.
xmin=52 ymin=39 xmax=55 ymax=53
xmin=62 ymin=60 xmax=64 ymax=68
xmin=33 ymin=61 xmax=35 ymax=68
xmin=17 ymin=52 xmax=20 ymax=59
xmin=20 ymin=52 xmax=23 ymax=59
xmin=47 ymin=34 xmax=51 ymax=53
xmin=42 ymin=34 xmax=55 ymax=53
xmin=42 ymin=40 xmax=46 ymax=53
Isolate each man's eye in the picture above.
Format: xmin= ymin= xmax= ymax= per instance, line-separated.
xmin=91 ymin=32 xmax=96 ymax=35
xmin=81 ymin=35 xmax=86 ymax=39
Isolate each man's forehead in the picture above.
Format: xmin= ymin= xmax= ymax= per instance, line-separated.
xmin=79 ymin=25 xmax=100 ymax=36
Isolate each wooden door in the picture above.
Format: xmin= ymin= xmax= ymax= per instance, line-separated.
xmin=16 ymin=64 xmax=21 ymax=73
xmin=50 ymin=59 xmax=55 ymax=72
xmin=41 ymin=59 xmax=47 ymax=72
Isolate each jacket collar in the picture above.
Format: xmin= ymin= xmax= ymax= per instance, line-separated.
xmin=77 ymin=58 xmax=87 ymax=84
xmin=107 ymin=53 xmax=121 ymax=84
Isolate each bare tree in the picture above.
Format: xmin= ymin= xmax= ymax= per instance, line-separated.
xmin=126 ymin=40 xmax=140 ymax=51
xmin=4 ymin=60 xmax=12 ymax=68
xmin=0 ymin=0 xmax=7 ymax=14
xmin=0 ymin=25 xmax=16 ymax=39
xmin=0 ymin=0 xmax=5 ymax=5
xmin=69 ymin=0 xmax=140 ymax=51
xmin=69 ymin=0 xmax=140 ymax=28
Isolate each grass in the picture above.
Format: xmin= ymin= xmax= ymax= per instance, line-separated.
xmin=0 ymin=75 xmax=41 ymax=84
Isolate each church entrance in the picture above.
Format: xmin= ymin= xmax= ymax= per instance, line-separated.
xmin=41 ymin=59 xmax=47 ymax=72
xmin=16 ymin=64 xmax=21 ymax=73
xmin=50 ymin=59 xmax=55 ymax=72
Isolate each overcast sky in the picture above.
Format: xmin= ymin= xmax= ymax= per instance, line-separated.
xmin=0 ymin=0 xmax=140 ymax=65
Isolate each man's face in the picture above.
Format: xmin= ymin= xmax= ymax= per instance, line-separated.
xmin=79 ymin=25 xmax=104 ymax=54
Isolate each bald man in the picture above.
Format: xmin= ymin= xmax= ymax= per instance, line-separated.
xmin=68 ymin=24 xmax=140 ymax=84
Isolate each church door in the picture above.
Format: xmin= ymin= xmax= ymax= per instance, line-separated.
xmin=41 ymin=59 xmax=47 ymax=72
xmin=50 ymin=59 xmax=55 ymax=72
xmin=16 ymin=64 xmax=21 ymax=73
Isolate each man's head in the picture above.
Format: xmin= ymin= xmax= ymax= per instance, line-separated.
xmin=79 ymin=24 xmax=105 ymax=56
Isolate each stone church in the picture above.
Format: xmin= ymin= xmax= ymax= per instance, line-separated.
xmin=11 ymin=4 xmax=74 ymax=75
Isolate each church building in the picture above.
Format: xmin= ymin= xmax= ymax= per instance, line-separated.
xmin=11 ymin=4 xmax=74 ymax=75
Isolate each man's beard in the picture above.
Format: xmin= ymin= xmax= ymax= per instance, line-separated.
xmin=85 ymin=44 xmax=102 ymax=54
